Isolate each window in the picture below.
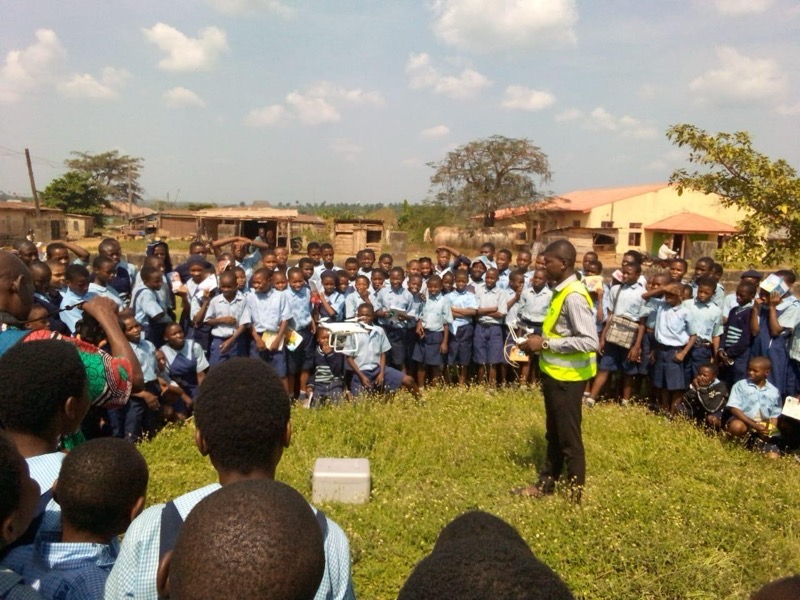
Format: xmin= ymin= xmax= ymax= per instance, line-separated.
xmin=628 ymin=232 xmax=642 ymax=246
xmin=366 ymin=230 xmax=382 ymax=244
xmin=572 ymin=220 xmax=581 ymax=228
xmin=629 ymin=222 xmax=642 ymax=229
xmin=600 ymin=221 xmax=614 ymax=229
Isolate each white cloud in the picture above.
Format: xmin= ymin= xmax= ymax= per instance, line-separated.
xmin=557 ymin=106 xmax=658 ymax=139
xmin=57 ymin=67 xmax=130 ymax=100
xmin=245 ymin=104 xmax=290 ymax=127
xmin=0 ymin=29 xmax=65 ymax=103
xmin=406 ymin=52 xmax=490 ymax=99
xmin=777 ymin=101 xmax=800 ymax=116
xmin=208 ymin=0 xmax=294 ymax=16
xmin=555 ymin=108 xmax=582 ymax=122
xmin=330 ymin=139 xmax=363 ymax=162
xmin=420 ymin=125 xmax=450 ymax=139
xmin=402 ymin=157 xmax=423 ymax=167
xmin=501 ymin=85 xmax=555 ymax=111
xmin=690 ymin=46 xmax=787 ymax=106
xmin=164 ymin=86 xmax=206 ymax=108
xmin=713 ymin=0 xmax=772 ymax=15
xmin=246 ymin=80 xmax=384 ymax=127
xmin=142 ymin=23 xmax=228 ymax=72
xmin=430 ymin=0 xmax=578 ymax=53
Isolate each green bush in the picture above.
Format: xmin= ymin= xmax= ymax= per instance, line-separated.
xmin=138 ymin=386 xmax=800 ymax=599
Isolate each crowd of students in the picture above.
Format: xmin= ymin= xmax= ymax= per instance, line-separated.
xmin=1 ymin=234 xmax=799 ymax=598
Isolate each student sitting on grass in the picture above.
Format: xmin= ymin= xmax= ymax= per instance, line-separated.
xmin=344 ymin=304 xmax=420 ymax=398
xmin=105 ymin=358 xmax=356 ymax=600
xmin=2 ymin=439 xmax=148 ymax=600
xmin=159 ymin=322 xmax=209 ymax=421
xmin=307 ymin=327 xmax=346 ymax=407
xmin=0 ymin=431 xmax=43 ymax=600
xmin=681 ymin=363 xmax=728 ymax=429
xmin=725 ymin=356 xmax=783 ymax=457
xmin=165 ymin=480 xmax=326 ymax=600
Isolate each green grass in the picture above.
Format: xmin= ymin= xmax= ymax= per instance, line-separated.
xmin=137 ymin=386 xmax=800 ymax=599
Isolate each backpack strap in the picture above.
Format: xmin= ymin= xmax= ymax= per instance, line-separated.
xmin=0 ymin=489 xmax=54 ymax=559
xmin=159 ymin=501 xmax=184 ymax=561
xmin=314 ymin=507 xmax=328 ymax=540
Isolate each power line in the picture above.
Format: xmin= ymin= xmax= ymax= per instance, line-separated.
xmin=0 ymin=145 xmax=64 ymax=168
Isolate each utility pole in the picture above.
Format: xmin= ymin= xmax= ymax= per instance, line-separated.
xmin=24 ymin=148 xmax=40 ymax=218
xmin=127 ymin=164 xmax=133 ymax=221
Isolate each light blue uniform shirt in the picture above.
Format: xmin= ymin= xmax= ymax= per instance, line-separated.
xmin=184 ymin=277 xmax=216 ymax=321
xmin=246 ymin=289 xmax=291 ymax=333
xmin=607 ymin=282 xmax=645 ymax=321
xmin=287 ymin=286 xmax=313 ymax=330
xmin=343 ymin=325 xmax=391 ymax=371
xmin=131 ymin=337 xmax=158 ymax=382
xmin=3 ymin=533 xmax=116 ymax=600
xmin=319 ymin=291 xmax=346 ymax=322
xmin=88 ymin=282 xmax=123 ymax=309
xmin=654 ymin=300 xmax=692 ymax=346
xmin=59 ymin=289 xmax=96 ymax=334
xmin=132 ymin=273 xmax=173 ymax=312
xmin=496 ymin=268 xmax=511 ymax=290
xmin=104 ymin=483 xmax=355 ymax=600
xmin=0 ymin=568 xmax=43 ymax=600
xmin=344 ymin=291 xmax=376 ymax=320
xmin=448 ymin=289 xmax=478 ymax=334
xmin=238 ymin=251 xmax=262 ymax=281
xmin=726 ymin=379 xmax=782 ymax=420
xmin=419 ymin=293 xmax=452 ymax=332
xmin=776 ymin=296 xmax=800 ymax=329
xmin=517 ymin=285 xmax=553 ymax=324
xmin=475 ymin=286 xmax=508 ymax=325
xmin=205 ymin=292 xmax=251 ymax=338
xmin=134 ymin=288 xmax=170 ymax=325
xmin=376 ymin=287 xmax=415 ymax=329
xmin=683 ymin=298 xmax=723 ymax=342
xmin=690 ymin=281 xmax=726 ymax=307
xmin=24 ymin=453 xmax=66 ymax=535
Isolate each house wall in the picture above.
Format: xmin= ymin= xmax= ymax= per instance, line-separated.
xmin=66 ymin=216 xmax=93 ymax=238
xmin=160 ymin=216 xmax=197 ymax=238
xmin=0 ymin=209 xmax=64 ymax=244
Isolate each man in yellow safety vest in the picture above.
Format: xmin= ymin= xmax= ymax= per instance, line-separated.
xmin=513 ymin=240 xmax=598 ymax=502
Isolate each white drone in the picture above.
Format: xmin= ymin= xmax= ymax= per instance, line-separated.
xmin=318 ymin=319 xmax=373 ymax=354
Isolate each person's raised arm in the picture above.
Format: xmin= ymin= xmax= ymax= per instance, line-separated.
xmin=210 ymin=237 xmax=240 ymax=256
xmin=53 ymin=240 xmax=90 ymax=263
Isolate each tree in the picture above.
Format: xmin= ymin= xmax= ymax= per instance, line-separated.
xmin=65 ymin=150 xmax=145 ymax=204
xmin=42 ymin=171 xmax=105 ymax=224
xmin=427 ymin=135 xmax=551 ymax=227
xmin=667 ymin=124 xmax=800 ymax=264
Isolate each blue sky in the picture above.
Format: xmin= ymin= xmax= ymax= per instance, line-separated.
xmin=1 ymin=0 xmax=798 ymax=206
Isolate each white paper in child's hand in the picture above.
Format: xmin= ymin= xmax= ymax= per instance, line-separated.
xmin=782 ymin=396 xmax=800 ymax=421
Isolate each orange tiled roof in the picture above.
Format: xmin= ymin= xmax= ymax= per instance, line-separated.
xmin=645 ymin=212 xmax=737 ymax=234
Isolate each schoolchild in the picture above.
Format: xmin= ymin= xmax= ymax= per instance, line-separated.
xmin=447 ymin=271 xmax=478 ymax=385
xmin=133 ymin=255 xmax=175 ymax=321
xmin=275 ymin=245 xmax=290 ymax=276
xmin=88 ymin=255 xmax=124 ymax=309
xmin=725 ymin=356 xmax=782 ymax=457
xmin=272 ymin=270 xmax=289 ymax=293
xmin=721 ymin=269 xmax=761 ymax=324
xmin=495 ymin=249 xmax=513 ymax=290
xmin=502 ymin=271 xmax=528 ymax=384
xmin=433 ymin=247 xmax=453 ymax=276
xmin=515 ymin=249 xmax=533 ymax=286
xmin=59 ymin=264 xmax=96 ymax=335
xmin=177 ymin=257 xmax=217 ymax=353
xmin=684 ymin=276 xmax=723 ymax=377
xmin=44 ymin=240 xmax=90 ymax=267
xmin=345 ymin=275 xmax=373 ymax=320
xmin=204 ymin=271 xmax=251 ymax=366
xmin=337 ymin=271 xmax=352 ymax=296
xmin=413 ymin=274 xmax=452 ymax=387
xmin=379 ymin=253 xmax=393 ymax=273
xmin=233 ymin=265 xmax=248 ymax=295
xmin=467 ymin=258 xmax=487 ymax=294
xmin=582 ymin=260 xmax=606 ymax=335
xmin=689 ymin=256 xmax=715 ymax=296
xmin=442 ymin=271 xmax=455 ymax=294
xmin=517 ymin=267 xmax=552 ymax=336
xmin=320 ymin=242 xmax=339 ymax=274
xmin=668 ymin=258 xmax=688 ymax=284
xmin=639 ymin=273 xmax=670 ymax=395
xmin=418 ymin=257 xmax=433 ymax=282
xmin=370 ymin=268 xmax=388 ymax=293
xmin=259 ymin=249 xmax=279 ymax=273
xmin=134 ymin=265 xmax=174 ymax=346
xmin=375 ymin=267 xmax=415 ymax=371
xmin=478 ymin=242 xmax=497 ymax=267
xmin=297 ymin=257 xmax=317 ymax=292
xmin=317 ymin=270 xmax=346 ymax=323
xmin=96 ymin=238 xmax=136 ymax=305
xmin=357 ymin=248 xmax=376 ymax=277
xmin=160 ymin=322 xmax=209 ymax=419
xmin=343 ymin=304 xmax=420 ymax=398
xmin=344 ymin=256 xmax=360 ymax=283
xmin=246 ymin=268 xmax=291 ymax=387
xmin=473 ymin=268 xmax=508 ymax=387
xmin=718 ymin=281 xmax=757 ymax=387
xmin=307 ymin=327 xmax=346 ymax=406
xmin=29 ymin=261 xmax=69 ymax=334
xmin=681 ymin=363 xmax=728 ymax=429
xmin=709 ymin=262 xmax=726 ymax=307
xmin=286 ymin=267 xmax=316 ymax=403
xmin=24 ymin=305 xmax=50 ymax=332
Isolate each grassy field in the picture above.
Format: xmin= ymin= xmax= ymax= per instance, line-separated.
xmin=138 ymin=386 xmax=800 ymax=600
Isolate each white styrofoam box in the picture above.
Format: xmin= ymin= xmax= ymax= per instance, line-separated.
xmin=312 ymin=458 xmax=371 ymax=504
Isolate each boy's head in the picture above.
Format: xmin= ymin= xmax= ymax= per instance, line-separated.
xmin=484 ymin=268 xmax=499 ymax=289
xmin=584 ymin=260 xmax=602 ymax=276
xmin=0 ymin=340 xmax=88 ymax=444
xmin=740 ymin=269 xmax=762 ymax=286
xmin=92 ymin=255 xmax=117 ymax=286
xmin=661 ymin=283 xmax=684 ymax=307
xmin=622 ymin=251 xmax=642 ymax=268
xmin=354 ymin=275 xmax=370 ymax=295
xmin=316 ymin=326 xmax=332 ymax=351
xmin=164 ymin=322 xmax=185 ymax=348
xmin=436 ymin=248 xmax=451 ymax=268
xmin=736 ymin=281 xmax=757 ymax=307
xmin=169 ymin=480 xmax=325 ymax=600
xmin=336 ymin=273 xmax=349 ymax=293
xmin=344 ymin=257 xmax=359 ymax=279
xmin=14 ymin=240 xmax=38 ymax=266
xmin=620 ymin=263 xmax=641 ymax=284
xmin=306 ymin=242 xmax=321 ymax=262
xmin=693 ymin=257 xmax=714 ymax=281
xmin=288 ymin=267 xmax=307 ymax=292
xmin=389 ymin=266 xmax=405 ymax=289
xmin=650 ymin=272 xmax=669 ymax=291
xmin=275 ymin=246 xmax=289 ymax=267
xmin=427 ymin=274 xmax=442 ymax=296
xmin=320 ymin=243 xmax=334 ymax=266
xmin=65 ymin=264 xmax=90 ymax=296
xmin=98 ymin=239 xmax=122 ymax=265
xmin=194 ymin=357 xmax=291 ymax=475
xmin=776 ymin=269 xmax=797 ymax=288
xmin=532 ymin=268 xmax=547 ymax=290
xmin=55 ymin=438 xmax=148 ymax=540
xmin=370 ymin=268 xmax=387 ymax=291
xmin=218 ymin=271 xmax=238 ymax=300
xmin=189 ymin=241 xmax=209 ymax=258
xmin=406 ymin=259 xmax=421 ymax=276
xmin=419 ymin=257 xmax=432 ymax=278
xmin=696 ymin=363 xmax=718 ymax=387
xmin=508 ymin=270 xmax=524 ymax=292
xmin=695 ymin=276 xmax=716 ymax=304
xmin=407 ymin=274 xmax=423 ymax=295
xmin=359 ymin=249 xmax=375 ymax=270
xmin=0 ymin=432 xmax=40 ymax=550
xmin=47 ymin=260 xmax=66 ymax=290
xmin=379 ymin=253 xmax=393 ymax=271
xmin=298 ymin=258 xmax=315 ymax=281
xmin=120 ymin=314 xmax=143 ymax=343
xmin=272 ymin=271 xmax=288 ymax=291
xmin=496 ymin=249 xmax=512 ymax=271
xmin=25 ymin=304 xmax=50 ymax=331
xmin=260 ymin=250 xmax=278 ymax=271
xmin=669 ymin=258 xmax=688 ymax=282
xmin=748 ymin=356 xmax=771 ymax=385
xmin=710 ymin=262 xmax=723 ymax=282
xmin=46 ymin=242 xmax=69 ymax=265
xmin=29 ymin=260 xmax=51 ymax=294
xmin=251 ymin=268 xmax=273 ymax=294
xmin=141 ymin=265 xmax=164 ymax=291
xmin=479 ymin=242 xmax=495 ymax=260
xmin=681 ymin=283 xmax=694 ymax=301
xmin=233 ymin=266 xmax=247 ymax=290
xmin=454 ymin=271 xmax=469 ymax=292
xmin=356 ymin=303 xmax=375 ymax=324
xmin=582 ymin=251 xmax=598 ymax=272
xmin=516 ymin=250 xmax=532 ymax=271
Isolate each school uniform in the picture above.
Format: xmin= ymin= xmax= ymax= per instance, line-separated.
xmin=319 ymin=290 xmax=346 ymax=323
xmin=684 ymin=298 xmax=723 ymax=377
xmin=0 ymin=568 xmax=41 ymax=600
xmin=33 ymin=292 xmax=69 ymax=334
xmin=308 ymin=346 xmax=346 ymax=406
xmin=246 ymin=288 xmax=291 ymax=377
xmin=344 ymin=325 xmax=406 ymax=396
xmin=682 ymin=377 xmax=728 ymax=423
xmin=88 ymin=282 xmax=124 ymax=310
xmin=183 ymin=276 xmax=217 ymax=353
xmin=376 ymin=286 xmax=415 ymax=369
xmin=652 ymin=299 xmax=692 ymax=391
xmin=238 ymin=252 xmax=262 ymax=281
xmin=109 ymin=336 xmax=160 ymax=442
xmin=412 ymin=292 xmax=452 ymax=366
xmin=160 ymin=341 xmax=209 ymax=402
xmin=689 ymin=281 xmax=726 ymax=307
xmin=447 ymin=289 xmax=478 ymax=366
xmin=473 ymin=285 xmax=508 ymax=365
xmin=344 ymin=291 xmax=375 ymax=320
xmin=496 ymin=268 xmax=512 ymax=290
xmin=106 ymin=261 xmax=136 ymax=306
xmin=598 ymin=282 xmax=644 ymax=376
xmin=726 ymin=379 xmax=782 ymax=423
xmin=517 ymin=285 xmax=553 ymax=335
xmin=133 ymin=287 xmax=171 ymax=346
xmin=720 ymin=303 xmax=754 ymax=387
xmin=132 ymin=273 xmax=174 ymax=318
xmin=285 ymin=285 xmax=314 ymax=374
xmin=638 ymin=298 xmax=659 ymax=376
xmin=59 ymin=288 xmax=96 ymax=335
xmin=752 ymin=296 xmax=800 ymax=397
xmin=205 ymin=292 xmax=251 ymax=366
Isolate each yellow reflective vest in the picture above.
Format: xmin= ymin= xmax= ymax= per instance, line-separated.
xmin=539 ymin=279 xmax=597 ymax=382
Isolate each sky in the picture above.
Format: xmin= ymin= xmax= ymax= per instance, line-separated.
xmin=1 ymin=0 xmax=799 ymax=207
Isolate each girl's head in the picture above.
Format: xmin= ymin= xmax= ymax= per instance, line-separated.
xmin=371 ymin=269 xmax=387 ymax=291
xmin=470 ymin=260 xmax=486 ymax=282
xmin=321 ymin=272 xmax=336 ymax=296
xmin=287 ymin=268 xmax=306 ymax=292
xmin=92 ymin=255 xmax=116 ymax=286
xmin=379 ymin=253 xmax=393 ymax=272
xmin=419 ymin=258 xmax=432 ymax=278
xmin=442 ymin=271 xmax=455 ymax=293
xmin=336 ymin=273 xmax=350 ymax=294
xmin=65 ymin=264 xmax=90 ymax=297
xmin=186 ymin=257 xmax=207 ymax=284
xmin=344 ymin=257 xmax=359 ymax=279
xmin=407 ymin=274 xmax=423 ymax=295
xmin=355 ymin=275 xmax=370 ymax=295
xmin=146 ymin=242 xmax=172 ymax=274
xmin=47 ymin=260 xmax=66 ymax=291
xmin=234 ymin=266 xmax=247 ymax=291
xmin=359 ymin=249 xmax=375 ymax=270
xmin=389 ymin=267 xmax=405 ymax=289
xmin=669 ymin=258 xmax=688 ymax=282
xmin=164 ymin=322 xmax=185 ymax=349
xmin=120 ymin=315 xmax=143 ymax=343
